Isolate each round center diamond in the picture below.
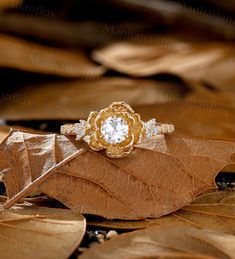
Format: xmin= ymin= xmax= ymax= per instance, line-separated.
xmin=101 ymin=116 xmax=129 ymax=144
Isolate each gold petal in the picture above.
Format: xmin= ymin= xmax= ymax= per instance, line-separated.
xmin=116 ymin=112 xmax=135 ymax=127
xmin=122 ymin=146 xmax=133 ymax=157
xmin=87 ymin=111 xmax=98 ymax=133
xmin=106 ymin=145 xmax=133 ymax=158
xmin=119 ymin=131 xmax=135 ymax=148
xmin=96 ymin=129 xmax=111 ymax=148
xmin=110 ymin=101 xmax=135 ymax=113
xmin=95 ymin=108 xmax=115 ymax=128
xmin=106 ymin=145 xmax=125 ymax=158
xmin=89 ymin=133 xmax=103 ymax=151
xmin=131 ymin=113 xmax=145 ymax=144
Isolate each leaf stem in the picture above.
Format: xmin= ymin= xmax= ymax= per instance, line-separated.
xmin=3 ymin=149 xmax=86 ymax=209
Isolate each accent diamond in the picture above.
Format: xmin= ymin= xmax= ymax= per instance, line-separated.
xmin=74 ymin=120 xmax=86 ymax=141
xmin=145 ymin=118 xmax=159 ymax=140
xmin=101 ymin=116 xmax=129 ymax=144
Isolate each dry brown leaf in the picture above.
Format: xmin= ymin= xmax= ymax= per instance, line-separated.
xmin=1 ymin=78 xmax=234 ymax=141
xmin=0 ymin=14 xmax=118 ymax=48
xmin=0 ymin=1 xmax=234 ymax=48
xmin=80 ymin=225 xmax=235 ymax=259
xmin=0 ymin=125 xmax=47 ymax=144
xmin=0 ymin=129 xmax=235 ymax=220
xmin=191 ymin=190 xmax=235 ymax=204
xmin=221 ymin=195 xmax=235 ymax=204
xmin=0 ymin=0 xmax=22 ymax=9
xmin=137 ymin=102 xmax=235 ymax=173
xmin=0 ymin=204 xmax=85 ymax=259
xmin=88 ymin=190 xmax=235 ymax=234
xmin=0 ymin=78 xmax=186 ymax=120
xmin=92 ymin=41 xmax=235 ymax=91
xmin=183 ymin=81 xmax=235 ymax=109
xmin=0 ymin=34 xmax=105 ymax=78
xmin=134 ymin=103 xmax=235 ymax=140
xmin=0 ymin=126 xmax=9 ymax=143
xmin=107 ymin=0 xmax=235 ymax=40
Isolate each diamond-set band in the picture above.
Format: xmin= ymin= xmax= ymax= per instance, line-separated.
xmin=61 ymin=102 xmax=174 ymax=158
xmin=61 ymin=119 xmax=174 ymax=140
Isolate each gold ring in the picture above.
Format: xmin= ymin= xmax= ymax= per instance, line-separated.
xmin=60 ymin=102 xmax=174 ymax=158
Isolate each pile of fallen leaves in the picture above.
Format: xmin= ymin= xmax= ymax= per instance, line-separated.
xmin=0 ymin=0 xmax=235 ymax=258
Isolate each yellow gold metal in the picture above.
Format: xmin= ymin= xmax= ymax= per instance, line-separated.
xmin=61 ymin=102 xmax=174 ymax=158
xmin=60 ymin=124 xmax=77 ymax=135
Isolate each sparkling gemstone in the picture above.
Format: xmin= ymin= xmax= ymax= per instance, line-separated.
xmin=145 ymin=118 xmax=158 ymax=140
xmin=74 ymin=120 xmax=86 ymax=140
xmin=101 ymin=116 xmax=129 ymax=144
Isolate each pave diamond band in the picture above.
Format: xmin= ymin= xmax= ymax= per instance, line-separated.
xmin=60 ymin=120 xmax=87 ymax=140
xmin=61 ymin=120 xmax=174 ymax=141
xmin=145 ymin=119 xmax=174 ymax=140
xmin=60 ymin=102 xmax=174 ymax=158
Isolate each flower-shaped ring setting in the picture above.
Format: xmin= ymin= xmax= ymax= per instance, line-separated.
xmin=61 ymin=102 xmax=174 ymax=158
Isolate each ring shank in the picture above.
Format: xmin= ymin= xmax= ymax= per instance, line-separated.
xmin=156 ymin=123 xmax=175 ymax=134
xmin=61 ymin=121 xmax=174 ymax=136
xmin=60 ymin=124 xmax=78 ymax=135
